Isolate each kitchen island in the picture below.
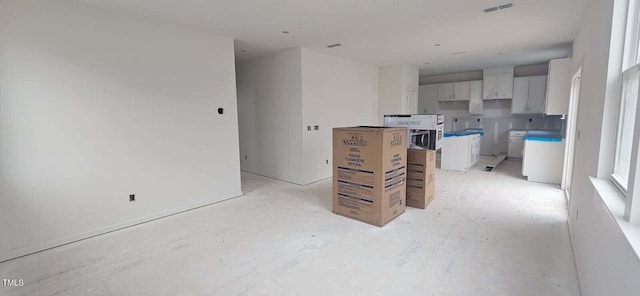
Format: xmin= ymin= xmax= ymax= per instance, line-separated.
xmin=441 ymin=129 xmax=483 ymax=172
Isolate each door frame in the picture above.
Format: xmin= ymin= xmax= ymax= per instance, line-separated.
xmin=561 ymin=67 xmax=583 ymax=198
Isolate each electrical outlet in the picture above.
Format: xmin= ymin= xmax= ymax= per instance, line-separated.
xmin=129 ymin=194 xmax=135 ymax=202
xmin=326 ymin=159 xmax=329 ymax=164
xmin=245 ymin=155 xmax=248 ymax=160
xmin=314 ymin=125 xmax=319 ymax=130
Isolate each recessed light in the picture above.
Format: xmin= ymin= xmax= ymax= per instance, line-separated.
xmin=497 ymin=52 xmax=503 ymax=55
xmin=484 ymin=3 xmax=514 ymax=13
xmin=450 ymin=51 xmax=467 ymax=55
xmin=424 ymin=62 xmax=430 ymax=65
xmin=241 ymin=50 xmax=247 ymax=53
xmin=434 ymin=43 xmax=441 ymax=47
xmin=327 ymin=43 xmax=342 ymax=48
xmin=282 ymin=31 xmax=290 ymax=34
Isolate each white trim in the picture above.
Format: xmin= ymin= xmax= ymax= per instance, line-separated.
xmin=0 ymin=191 xmax=243 ymax=263
xmin=590 ymin=177 xmax=640 ymax=256
xmin=566 ymin=211 xmax=583 ymax=296
xmin=561 ymin=68 xmax=582 ymax=192
xmin=624 ymin=0 xmax=640 ymax=69
xmin=626 ymin=62 xmax=640 ymax=222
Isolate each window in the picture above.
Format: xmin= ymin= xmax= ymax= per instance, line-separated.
xmin=612 ymin=0 xmax=640 ymax=193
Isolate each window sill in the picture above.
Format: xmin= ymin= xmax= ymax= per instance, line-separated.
xmin=589 ymin=176 xmax=640 ymax=258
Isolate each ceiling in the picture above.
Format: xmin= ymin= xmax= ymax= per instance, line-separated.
xmin=74 ymin=0 xmax=589 ymax=76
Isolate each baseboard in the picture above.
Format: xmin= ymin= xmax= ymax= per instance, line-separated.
xmin=0 ymin=191 xmax=243 ymax=263
xmin=567 ymin=209 xmax=583 ymax=296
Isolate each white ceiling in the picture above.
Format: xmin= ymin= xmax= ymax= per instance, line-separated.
xmin=74 ymin=0 xmax=588 ymax=75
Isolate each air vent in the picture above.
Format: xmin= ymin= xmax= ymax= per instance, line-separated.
xmin=483 ymin=3 xmax=513 ymax=13
xmin=327 ymin=43 xmax=342 ymax=48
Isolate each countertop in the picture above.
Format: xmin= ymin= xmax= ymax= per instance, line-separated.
xmin=444 ymin=128 xmax=484 ymax=138
xmin=523 ymin=130 xmax=563 ymax=142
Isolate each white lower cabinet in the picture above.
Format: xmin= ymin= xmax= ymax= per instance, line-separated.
xmin=522 ymin=139 xmax=565 ymax=184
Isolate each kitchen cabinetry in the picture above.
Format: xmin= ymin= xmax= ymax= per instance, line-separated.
xmin=437 ymin=81 xmax=473 ymax=101
xmin=512 ymin=75 xmax=547 ymax=114
xmin=469 ymin=80 xmax=483 ymax=114
xmin=419 ymin=84 xmax=439 ymax=113
xmin=441 ymin=132 xmax=482 ymax=172
xmin=483 ymin=67 xmax=514 ymax=100
xmin=545 ymin=58 xmax=572 ymax=115
xmin=508 ymin=130 xmax=527 ymax=159
xmin=522 ymin=136 xmax=564 ymax=184
xmin=438 ymin=83 xmax=455 ymax=101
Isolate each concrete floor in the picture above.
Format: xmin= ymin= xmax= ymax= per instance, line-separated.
xmin=0 ymin=159 xmax=579 ymax=296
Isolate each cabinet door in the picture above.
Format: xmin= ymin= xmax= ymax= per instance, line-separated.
xmin=545 ymin=58 xmax=572 ymax=115
xmin=469 ymin=80 xmax=483 ymax=114
xmin=511 ymin=77 xmax=529 ymax=114
xmin=508 ymin=136 xmax=525 ymax=158
xmin=438 ymin=83 xmax=454 ymax=101
xmin=420 ymin=84 xmax=440 ymax=114
xmin=453 ymin=81 xmax=471 ymax=101
xmin=497 ymin=73 xmax=514 ymax=98
xmin=528 ymin=75 xmax=547 ymax=114
xmin=483 ymin=74 xmax=498 ymax=99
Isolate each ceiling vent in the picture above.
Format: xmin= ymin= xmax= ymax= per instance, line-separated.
xmin=483 ymin=3 xmax=513 ymax=13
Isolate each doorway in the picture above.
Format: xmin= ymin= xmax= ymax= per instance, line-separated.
xmin=561 ymin=68 xmax=582 ymax=198
xmin=404 ymin=90 xmax=417 ymax=114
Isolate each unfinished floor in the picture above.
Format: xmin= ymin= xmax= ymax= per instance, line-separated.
xmin=0 ymin=159 xmax=579 ymax=295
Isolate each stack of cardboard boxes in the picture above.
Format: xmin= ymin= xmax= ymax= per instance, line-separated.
xmin=332 ymin=115 xmax=443 ymax=226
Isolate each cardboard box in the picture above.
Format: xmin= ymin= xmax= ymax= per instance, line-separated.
xmin=383 ymin=114 xmax=444 ymax=130
xmin=383 ymin=114 xmax=444 ymax=150
xmin=406 ymin=149 xmax=436 ymax=209
xmin=332 ymin=127 xmax=407 ymax=226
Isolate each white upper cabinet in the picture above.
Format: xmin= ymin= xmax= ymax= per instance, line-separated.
xmin=545 ymin=58 xmax=572 ymax=115
xmin=438 ymin=83 xmax=454 ymax=101
xmin=419 ymin=84 xmax=439 ymax=113
xmin=528 ymin=75 xmax=547 ymax=113
xmin=453 ymin=81 xmax=471 ymax=101
xmin=469 ymin=80 xmax=483 ymax=114
xmin=512 ymin=77 xmax=529 ymax=114
xmin=437 ymin=81 xmax=473 ymax=101
xmin=512 ymin=75 xmax=547 ymax=114
xmin=483 ymin=67 xmax=514 ymax=100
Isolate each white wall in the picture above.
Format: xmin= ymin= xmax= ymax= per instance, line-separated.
xmin=300 ymin=48 xmax=378 ymax=184
xmin=236 ymin=49 xmax=303 ymax=184
xmin=237 ymin=48 xmax=378 ymax=185
xmin=568 ymin=0 xmax=640 ymax=294
xmin=378 ymin=64 xmax=419 ymax=123
xmin=0 ymin=1 xmax=242 ymax=261
xmin=378 ymin=65 xmax=404 ymax=122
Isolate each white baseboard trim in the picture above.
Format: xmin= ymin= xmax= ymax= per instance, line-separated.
xmin=0 ymin=191 xmax=243 ymax=263
xmin=566 ymin=202 xmax=583 ymax=296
